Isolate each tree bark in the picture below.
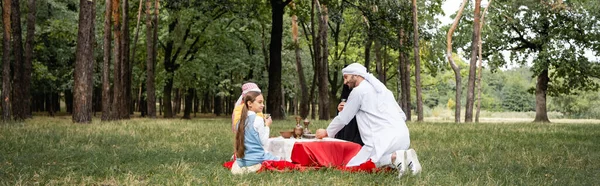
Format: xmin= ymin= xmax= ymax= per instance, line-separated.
xmin=111 ymin=0 xmax=123 ymax=120
xmin=10 ymin=0 xmax=24 ymax=121
xmin=130 ymin=0 xmax=143 ymax=65
xmin=174 ymin=88 xmax=181 ymax=114
xmin=73 ymin=0 xmax=96 ymax=123
xmin=65 ymin=90 xmax=73 ymax=113
xmin=412 ymin=0 xmax=423 ymax=122
xmin=375 ymin=40 xmax=384 ymax=82
xmin=364 ymin=33 xmax=372 ymax=71
xmin=316 ymin=2 xmax=329 ymax=120
xmin=23 ymin=0 xmax=36 ymax=118
xmin=214 ymin=94 xmax=222 ymax=116
xmin=121 ymin=0 xmax=130 ymax=119
xmin=102 ymin=0 xmax=113 ymax=121
xmin=476 ymin=0 xmax=492 ymax=123
xmin=183 ymin=88 xmax=193 ymax=119
xmin=145 ymin=0 xmax=156 ymax=118
xmin=163 ymin=76 xmax=173 ymax=118
xmin=399 ymin=28 xmax=411 ymax=121
xmin=465 ymin=0 xmax=481 ymax=123
xmin=446 ymin=0 xmax=468 ymax=123
xmin=309 ymin=72 xmax=317 ymax=120
xmin=534 ymin=68 xmax=550 ymax=122
xmin=292 ymin=15 xmax=309 ymax=119
xmin=267 ymin=0 xmax=292 ymax=119
xmin=202 ymin=92 xmax=210 ymax=113
xmin=2 ymin=0 xmax=11 ymax=121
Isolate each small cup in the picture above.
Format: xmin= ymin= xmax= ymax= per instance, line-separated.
xmin=264 ymin=113 xmax=271 ymax=119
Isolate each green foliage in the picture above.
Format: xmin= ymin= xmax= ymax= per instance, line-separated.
xmin=483 ymin=0 xmax=600 ymax=95
xmin=549 ymin=89 xmax=600 ymax=119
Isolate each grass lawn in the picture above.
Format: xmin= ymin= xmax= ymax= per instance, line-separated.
xmin=1 ymin=116 xmax=599 ymax=185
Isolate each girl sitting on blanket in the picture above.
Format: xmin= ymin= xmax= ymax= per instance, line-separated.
xmin=232 ymin=91 xmax=282 ymax=174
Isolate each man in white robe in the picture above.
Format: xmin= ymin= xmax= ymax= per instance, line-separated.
xmin=315 ymin=63 xmax=422 ymax=177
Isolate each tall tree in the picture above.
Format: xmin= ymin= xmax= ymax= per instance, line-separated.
xmin=375 ymin=40 xmax=383 ymax=81
xmin=102 ymin=0 xmax=113 ymax=121
xmin=465 ymin=0 xmax=482 ymax=123
xmin=291 ymin=7 xmax=309 ymax=119
xmin=398 ymin=27 xmax=411 ymax=121
xmin=23 ymin=0 xmax=36 ymax=118
xmin=145 ymin=0 xmax=157 ymax=118
xmin=267 ymin=0 xmax=292 ymax=119
xmin=121 ymin=0 xmax=130 ymax=119
xmin=73 ymin=0 xmax=96 ymax=123
xmin=316 ymin=2 xmax=329 ymax=120
xmin=1 ymin=0 xmax=11 ymax=121
xmin=484 ymin=0 xmax=600 ymax=122
xmin=412 ymin=0 xmax=423 ymax=122
xmin=182 ymin=88 xmax=193 ymax=119
xmin=130 ymin=0 xmax=144 ymax=116
xmin=112 ymin=0 xmax=123 ymax=120
xmin=10 ymin=0 xmax=24 ymax=121
xmin=446 ymin=0 xmax=468 ymax=123
xmin=476 ymin=0 xmax=492 ymax=122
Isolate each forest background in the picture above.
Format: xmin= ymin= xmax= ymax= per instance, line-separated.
xmin=1 ymin=0 xmax=599 ymax=123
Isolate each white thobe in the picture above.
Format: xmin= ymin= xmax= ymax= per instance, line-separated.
xmin=326 ymin=81 xmax=410 ymax=167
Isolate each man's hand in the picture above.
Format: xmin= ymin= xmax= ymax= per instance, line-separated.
xmin=315 ymin=129 xmax=328 ymax=139
xmin=337 ymin=101 xmax=346 ymax=112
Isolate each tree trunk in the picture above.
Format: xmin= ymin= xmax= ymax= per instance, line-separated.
xmin=93 ymin=86 xmax=102 ymax=113
xmin=121 ymin=0 xmax=130 ymax=119
xmin=412 ymin=0 xmax=424 ymax=122
xmin=102 ymin=0 xmax=113 ymax=121
xmin=202 ymin=92 xmax=210 ymax=113
xmin=375 ymin=40 xmax=384 ymax=82
xmin=465 ymin=0 xmax=481 ymax=123
xmin=183 ymin=88 xmax=193 ymax=119
xmin=53 ymin=93 xmax=60 ymax=112
xmin=476 ymin=0 xmax=492 ymax=123
xmin=2 ymin=0 xmax=11 ymax=121
xmin=214 ymin=95 xmax=222 ymax=116
xmin=316 ymin=3 xmax=329 ymax=120
xmin=193 ymin=93 xmax=199 ymax=116
xmin=260 ymin=23 xmax=270 ymax=72
xmin=446 ymin=0 xmax=468 ymax=123
xmin=73 ymin=0 xmax=96 ymax=123
xmin=161 ymin=18 xmax=179 ymax=119
xmin=46 ymin=92 xmax=54 ymax=116
xmin=309 ymin=72 xmax=317 ymax=120
xmin=534 ymin=69 xmax=550 ymax=122
xmin=111 ymin=0 xmax=122 ymax=120
xmin=23 ymin=0 xmax=36 ymax=118
xmin=65 ymin=90 xmax=73 ymax=113
xmin=11 ymin=0 xmax=25 ymax=121
xmin=398 ymin=28 xmax=411 ymax=121
xmin=145 ymin=0 xmax=156 ymax=118
xmin=163 ymin=78 xmax=173 ymax=118
xmin=130 ymin=0 xmax=143 ymax=64
xmin=292 ymin=15 xmax=309 ymax=119
xmin=267 ymin=0 xmax=292 ymax=120
xmin=174 ymin=88 xmax=181 ymax=114
xmin=364 ymin=33 xmax=372 ymax=71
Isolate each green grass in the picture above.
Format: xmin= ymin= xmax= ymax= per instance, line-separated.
xmin=1 ymin=116 xmax=599 ymax=185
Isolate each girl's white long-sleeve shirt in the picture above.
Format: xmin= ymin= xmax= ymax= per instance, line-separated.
xmin=248 ymin=111 xmax=270 ymax=146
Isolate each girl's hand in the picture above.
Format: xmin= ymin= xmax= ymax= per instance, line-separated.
xmin=264 ymin=116 xmax=272 ymax=127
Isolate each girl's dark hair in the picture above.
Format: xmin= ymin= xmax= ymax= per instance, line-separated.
xmin=235 ymin=91 xmax=261 ymax=158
